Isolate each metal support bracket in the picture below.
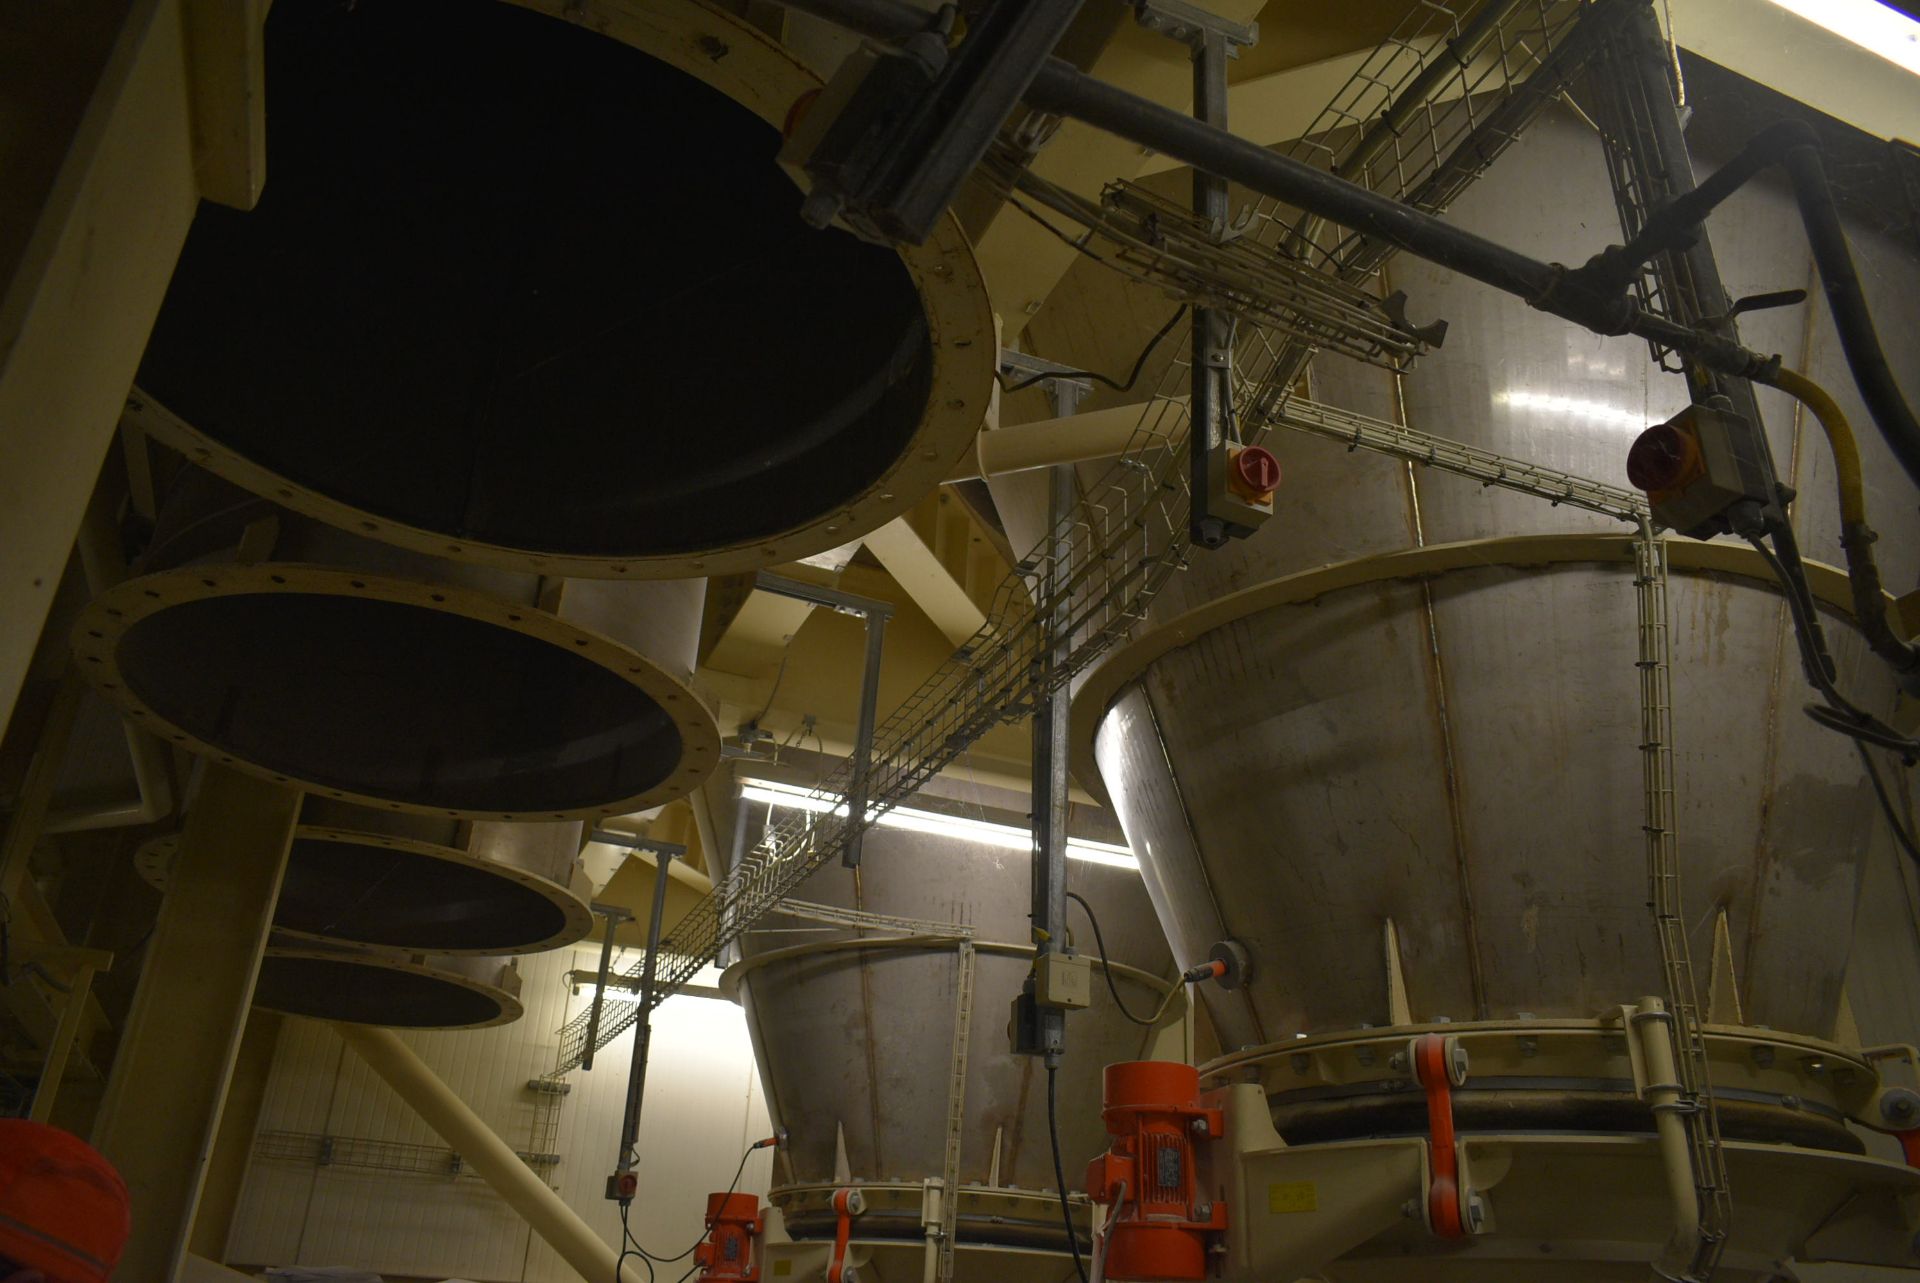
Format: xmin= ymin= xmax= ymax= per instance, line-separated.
xmin=999 ymin=348 xmax=1094 ymax=420
xmin=753 ymin=572 xmax=892 ymax=867
xmin=1129 ymin=0 xmax=1256 ymax=54
xmin=578 ymin=901 xmax=635 ymax=1072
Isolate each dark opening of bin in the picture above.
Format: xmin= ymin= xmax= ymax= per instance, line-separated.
xmin=116 ymin=593 xmax=681 ymax=813
xmin=138 ymin=0 xmax=933 ymax=561
xmin=256 ymin=954 xmax=508 ymax=1028
xmin=278 ymin=836 xmax=573 ymax=952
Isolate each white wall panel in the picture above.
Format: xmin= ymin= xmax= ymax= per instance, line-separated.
xmin=225 ymin=945 xmax=771 ymax=1282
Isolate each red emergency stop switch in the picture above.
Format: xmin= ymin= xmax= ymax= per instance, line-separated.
xmin=1626 ymin=421 xmax=1702 ymax=495
xmin=1227 ymin=445 xmax=1282 ymax=505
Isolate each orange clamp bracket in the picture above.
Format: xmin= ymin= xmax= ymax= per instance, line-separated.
xmin=1897 ymin=1130 xmax=1920 ymax=1169
xmin=827 ymin=1186 xmax=864 ymax=1283
xmin=1413 ymin=1033 xmax=1466 ymax=1238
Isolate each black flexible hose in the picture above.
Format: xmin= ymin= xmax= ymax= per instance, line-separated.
xmin=1777 ymin=142 xmax=1920 ymax=490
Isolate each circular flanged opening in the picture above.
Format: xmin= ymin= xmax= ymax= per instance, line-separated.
xmin=135 ymin=828 xmax=592 ymax=955
xmin=132 ymin=0 xmax=991 ymax=577
xmin=76 ymin=565 xmax=718 ymax=820
xmin=254 ymin=949 xmax=521 ymax=1029
xmin=278 ymin=829 xmax=589 ymax=954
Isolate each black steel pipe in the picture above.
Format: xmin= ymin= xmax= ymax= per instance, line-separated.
xmin=1022 ymin=60 xmax=1639 ymax=335
xmin=776 ymin=0 xmax=1884 ymax=440
xmin=776 ymin=0 xmax=1640 ymax=338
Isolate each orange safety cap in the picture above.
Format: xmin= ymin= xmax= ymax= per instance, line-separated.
xmin=0 ymin=1121 xmax=130 ymax=1283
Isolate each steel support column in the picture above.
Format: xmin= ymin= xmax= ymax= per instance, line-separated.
xmin=91 ymin=765 xmax=299 ymax=1283
xmin=616 ymin=843 xmax=678 ymax=1184
xmin=1188 ymin=25 xmax=1233 ymax=548
xmin=1030 ymin=462 xmax=1076 ymax=1061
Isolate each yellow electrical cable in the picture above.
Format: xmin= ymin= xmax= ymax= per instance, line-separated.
xmin=1771 ymin=366 xmax=1867 ymax=528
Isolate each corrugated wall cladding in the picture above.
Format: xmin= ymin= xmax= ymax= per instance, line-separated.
xmin=224 ymin=944 xmax=772 ymax=1282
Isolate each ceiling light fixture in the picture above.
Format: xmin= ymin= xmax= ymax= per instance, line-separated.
xmin=1762 ymin=0 xmax=1920 ymax=77
xmin=738 ymin=779 xmax=1140 ymax=870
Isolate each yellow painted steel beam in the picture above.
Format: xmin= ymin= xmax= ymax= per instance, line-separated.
xmin=704 ymin=586 xmax=815 ymax=678
xmin=179 ymin=0 xmax=267 ymax=209
xmin=92 ymin=764 xmax=299 ymax=1283
xmin=0 ymin=667 xmax=86 ymax=897
xmin=861 ymin=514 xmax=989 ymax=646
xmin=27 ymin=957 xmax=102 ymax=1123
xmin=0 ymin=0 xmax=265 ymax=738
xmin=188 ymin=1010 xmax=283 ymax=1264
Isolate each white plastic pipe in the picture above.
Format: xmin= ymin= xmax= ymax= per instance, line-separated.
xmin=945 ymin=398 xmax=1188 ymax=482
xmin=334 ymin=1023 xmax=646 ymax=1283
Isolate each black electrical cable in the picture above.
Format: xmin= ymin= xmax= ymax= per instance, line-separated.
xmin=1745 ymin=532 xmax=1910 ymax=741
xmin=1065 ymin=890 xmax=1156 ymax=1027
xmin=1000 ymin=305 xmax=1189 ymax=396
xmin=1746 ymin=531 xmax=1920 ymax=862
xmin=628 ymin=1139 xmax=763 ymax=1264
xmin=617 ymin=1200 xmax=656 ymax=1283
xmin=1859 ymin=742 xmax=1920 ymax=869
xmin=1046 ymin=1063 xmax=1090 ymax=1283
xmin=1778 ymin=142 xmax=1920 ymax=490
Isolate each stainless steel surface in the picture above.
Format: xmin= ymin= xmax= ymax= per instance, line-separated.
xmin=128 ymin=0 xmax=993 ymax=580
xmin=624 ymin=1 xmax=1607 ymax=1008
xmin=74 ymin=461 xmax=719 ymax=821
xmin=253 ymin=941 xmax=524 ymax=1030
xmin=135 ymin=797 xmax=593 ymax=955
xmin=1077 ymin=103 xmax=1919 ymax=1056
xmin=727 ymin=823 xmax=1170 ymax=1221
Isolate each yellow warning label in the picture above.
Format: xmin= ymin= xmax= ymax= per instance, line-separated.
xmin=1268 ymin=1181 xmax=1318 ymax=1213
xmin=773 ymin=1261 xmax=793 ymax=1276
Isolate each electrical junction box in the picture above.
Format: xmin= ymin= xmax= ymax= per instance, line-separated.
xmin=1036 ymin=951 xmax=1091 ymax=1010
xmin=1626 ymin=403 xmax=1771 ymax=537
